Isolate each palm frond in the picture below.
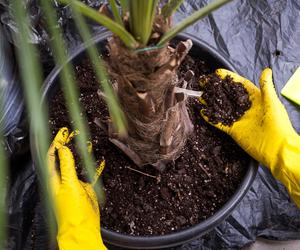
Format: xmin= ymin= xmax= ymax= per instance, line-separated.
xmin=161 ymin=0 xmax=184 ymax=18
xmin=11 ymin=0 xmax=55 ymax=238
xmin=119 ymin=0 xmax=128 ymax=15
xmin=59 ymin=0 xmax=138 ymax=49
xmin=40 ymin=0 xmax=106 ymax=200
xmin=129 ymin=0 xmax=159 ymax=45
xmin=108 ymin=0 xmax=123 ymax=26
xmin=69 ymin=0 xmax=127 ymax=141
xmin=158 ymin=0 xmax=233 ymax=45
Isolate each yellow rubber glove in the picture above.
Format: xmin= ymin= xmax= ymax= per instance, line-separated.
xmin=201 ymin=68 xmax=300 ymax=208
xmin=47 ymin=127 xmax=107 ymax=250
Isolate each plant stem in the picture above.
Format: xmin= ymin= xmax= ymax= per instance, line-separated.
xmin=158 ymin=0 xmax=233 ymax=45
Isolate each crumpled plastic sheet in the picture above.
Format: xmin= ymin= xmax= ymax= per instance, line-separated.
xmin=0 ymin=23 xmax=27 ymax=157
xmin=5 ymin=155 xmax=38 ymax=250
xmin=2 ymin=0 xmax=300 ymax=249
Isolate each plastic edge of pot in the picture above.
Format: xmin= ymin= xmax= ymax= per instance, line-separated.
xmin=30 ymin=30 xmax=258 ymax=250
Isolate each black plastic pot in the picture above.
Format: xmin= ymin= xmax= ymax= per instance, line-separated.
xmin=31 ymin=31 xmax=258 ymax=249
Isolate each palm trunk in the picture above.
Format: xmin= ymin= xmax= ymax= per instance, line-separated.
xmin=106 ymin=35 xmax=194 ymax=171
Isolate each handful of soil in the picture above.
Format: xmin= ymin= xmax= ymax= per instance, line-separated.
xmin=200 ymin=74 xmax=251 ymax=126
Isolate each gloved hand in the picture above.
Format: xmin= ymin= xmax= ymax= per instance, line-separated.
xmin=47 ymin=127 xmax=107 ymax=250
xmin=201 ymin=68 xmax=300 ymax=208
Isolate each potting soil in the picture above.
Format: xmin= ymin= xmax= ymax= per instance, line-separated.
xmin=200 ymin=74 xmax=251 ymax=126
xmin=2 ymin=0 xmax=300 ymax=249
xmin=48 ymin=56 xmax=249 ymax=236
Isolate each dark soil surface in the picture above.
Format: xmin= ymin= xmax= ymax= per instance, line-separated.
xmin=48 ymin=55 xmax=250 ymax=236
xmin=200 ymin=74 xmax=251 ymax=126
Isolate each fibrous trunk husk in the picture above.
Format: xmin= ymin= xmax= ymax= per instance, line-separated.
xmin=105 ymin=36 xmax=194 ymax=171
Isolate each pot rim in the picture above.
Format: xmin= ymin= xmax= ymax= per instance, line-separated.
xmin=31 ymin=31 xmax=258 ymax=249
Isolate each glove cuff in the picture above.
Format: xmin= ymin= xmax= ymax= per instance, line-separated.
xmin=58 ymin=226 xmax=107 ymax=250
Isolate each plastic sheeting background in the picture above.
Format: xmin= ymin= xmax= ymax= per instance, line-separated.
xmin=0 ymin=23 xmax=26 ymax=157
xmin=1 ymin=0 xmax=300 ymax=249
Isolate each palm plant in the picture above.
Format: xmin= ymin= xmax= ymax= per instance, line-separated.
xmin=61 ymin=0 xmax=233 ymax=170
xmin=0 ymin=0 xmax=234 ymax=244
